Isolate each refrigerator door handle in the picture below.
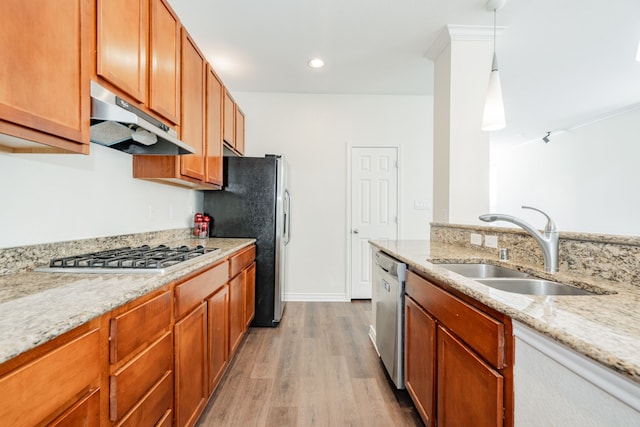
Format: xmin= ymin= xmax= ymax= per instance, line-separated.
xmin=284 ymin=190 xmax=291 ymax=245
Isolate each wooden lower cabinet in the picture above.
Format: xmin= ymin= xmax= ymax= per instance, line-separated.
xmin=0 ymin=328 xmax=100 ymax=427
xmin=175 ymin=302 xmax=208 ymax=427
xmin=110 ymin=332 xmax=172 ymax=421
xmin=244 ymin=262 xmax=256 ymax=328
xmin=229 ymin=270 xmax=245 ymax=357
xmin=108 ymin=290 xmax=173 ymax=425
xmin=0 ymin=246 xmax=255 ymax=427
xmin=404 ymin=269 xmax=513 ymax=427
xmin=116 ymin=371 xmax=173 ymax=427
xmin=208 ymin=283 xmax=229 ymax=393
xmin=405 ymin=296 xmax=436 ymax=427
xmin=437 ymin=326 xmax=504 ymax=427
xmin=49 ymin=388 xmax=100 ymax=427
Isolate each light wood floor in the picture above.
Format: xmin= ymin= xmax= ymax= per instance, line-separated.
xmin=197 ymin=301 xmax=424 ymax=427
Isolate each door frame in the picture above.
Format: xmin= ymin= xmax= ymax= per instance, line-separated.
xmin=345 ymin=144 xmax=402 ymax=300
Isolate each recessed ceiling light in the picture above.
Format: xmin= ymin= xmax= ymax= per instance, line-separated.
xmin=308 ymin=58 xmax=324 ymax=69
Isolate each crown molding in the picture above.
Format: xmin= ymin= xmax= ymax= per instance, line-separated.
xmin=425 ymin=24 xmax=506 ymax=60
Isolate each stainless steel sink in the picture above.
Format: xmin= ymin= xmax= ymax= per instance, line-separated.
xmin=477 ymin=278 xmax=596 ymax=296
xmin=435 ymin=263 xmax=597 ymax=296
xmin=435 ymin=263 xmax=530 ymax=278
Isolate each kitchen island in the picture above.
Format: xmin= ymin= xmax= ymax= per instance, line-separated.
xmin=371 ymin=239 xmax=640 ymax=426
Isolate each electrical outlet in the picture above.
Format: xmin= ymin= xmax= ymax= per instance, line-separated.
xmin=413 ymin=200 xmax=430 ymax=210
xmin=485 ymin=235 xmax=498 ymax=248
xmin=470 ymin=233 xmax=482 ymax=245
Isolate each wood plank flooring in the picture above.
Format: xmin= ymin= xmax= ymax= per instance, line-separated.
xmin=197 ymin=301 xmax=424 ymax=427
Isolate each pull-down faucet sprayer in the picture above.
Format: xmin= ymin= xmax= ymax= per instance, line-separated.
xmin=479 ymin=206 xmax=559 ymax=273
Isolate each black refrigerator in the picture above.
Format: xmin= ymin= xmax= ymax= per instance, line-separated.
xmin=203 ymin=155 xmax=290 ymax=327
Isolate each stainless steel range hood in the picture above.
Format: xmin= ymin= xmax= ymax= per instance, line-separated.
xmin=90 ymin=81 xmax=194 ymax=155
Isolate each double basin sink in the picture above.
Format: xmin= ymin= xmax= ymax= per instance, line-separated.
xmin=435 ymin=263 xmax=595 ymax=296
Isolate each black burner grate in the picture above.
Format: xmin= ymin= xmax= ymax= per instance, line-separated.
xmin=49 ymin=244 xmax=213 ymax=270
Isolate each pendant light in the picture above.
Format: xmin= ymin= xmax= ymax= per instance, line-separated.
xmin=482 ymin=0 xmax=506 ymax=131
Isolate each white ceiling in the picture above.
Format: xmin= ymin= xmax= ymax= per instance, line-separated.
xmin=169 ymin=0 xmax=640 ymax=146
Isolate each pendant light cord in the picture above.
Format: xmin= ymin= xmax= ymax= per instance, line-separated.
xmin=493 ymin=8 xmax=497 ymax=56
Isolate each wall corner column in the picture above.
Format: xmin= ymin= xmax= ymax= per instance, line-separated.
xmin=428 ymin=25 xmax=495 ymax=225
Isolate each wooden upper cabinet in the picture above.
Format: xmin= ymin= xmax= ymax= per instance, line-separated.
xmin=149 ymin=0 xmax=181 ymax=124
xmin=206 ymin=66 xmax=224 ymax=186
xmin=0 ymin=0 xmax=91 ymax=154
xmin=96 ymin=0 xmax=148 ymax=103
xmin=223 ymin=90 xmax=235 ymax=148
xmin=179 ymin=30 xmax=206 ymax=181
xmin=96 ymin=0 xmax=181 ymax=126
xmin=235 ymin=107 xmax=245 ymax=155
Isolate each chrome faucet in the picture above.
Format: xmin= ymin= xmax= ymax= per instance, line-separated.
xmin=479 ymin=206 xmax=559 ymax=273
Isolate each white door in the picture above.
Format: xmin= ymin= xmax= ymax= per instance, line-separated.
xmin=350 ymin=146 xmax=398 ymax=299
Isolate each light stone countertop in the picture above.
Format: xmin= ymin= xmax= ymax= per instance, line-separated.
xmin=370 ymin=239 xmax=640 ymax=384
xmin=0 ymin=237 xmax=255 ymax=364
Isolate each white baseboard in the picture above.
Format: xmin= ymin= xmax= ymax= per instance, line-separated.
xmin=369 ymin=325 xmax=379 ymax=356
xmin=285 ymin=293 xmax=349 ymax=302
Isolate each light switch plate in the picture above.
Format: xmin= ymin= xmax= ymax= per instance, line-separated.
xmin=470 ymin=233 xmax=482 ymax=245
xmin=485 ymin=235 xmax=498 ymax=248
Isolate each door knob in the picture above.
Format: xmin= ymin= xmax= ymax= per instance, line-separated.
xmin=353 ymin=229 xmax=359 ymax=234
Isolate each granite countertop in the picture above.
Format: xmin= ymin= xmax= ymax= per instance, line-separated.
xmin=370 ymin=239 xmax=640 ymax=384
xmin=0 ymin=237 xmax=255 ymax=364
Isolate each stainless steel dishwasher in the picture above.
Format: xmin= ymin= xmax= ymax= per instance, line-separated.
xmin=374 ymin=249 xmax=407 ymax=389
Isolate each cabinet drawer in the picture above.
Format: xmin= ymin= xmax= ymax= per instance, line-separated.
xmin=229 ymin=245 xmax=255 ymax=278
xmin=0 ymin=328 xmax=100 ymax=427
xmin=116 ymin=371 xmax=173 ymax=427
xmin=156 ymin=409 xmax=173 ymax=427
xmin=49 ymin=388 xmax=100 ymax=427
xmin=110 ymin=291 xmax=172 ymax=363
xmin=175 ymin=260 xmax=228 ymax=319
xmin=110 ymin=331 xmax=172 ymax=421
xmin=406 ymin=270 xmax=505 ymax=368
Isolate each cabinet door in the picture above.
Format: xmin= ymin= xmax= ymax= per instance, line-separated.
xmin=175 ymin=302 xmax=208 ymax=427
xmin=244 ymin=263 xmax=256 ymax=329
xmin=149 ymin=0 xmax=181 ymax=124
xmin=96 ymin=0 xmax=148 ymax=103
xmin=207 ymin=284 xmax=229 ymax=393
xmin=205 ymin=66 xmax=224 ymax=185
xmin=235 ymin=107 xmax=245 ymax=155
xmin=437 ymin=325 xmax=504 ymax=427
xmin=180 ymin=29 xmax=205 ymax=181
xmin=0 ymin=0 xmax=90 ymax=153
xmin=229 ymin=271 xmax=245 ymax=357
xmin=405 ymin=296 xmax=436 ymax=427
xmin=223 ymin=90 xmax=235 ymax=147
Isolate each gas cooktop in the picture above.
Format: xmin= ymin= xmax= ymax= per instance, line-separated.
xmin=36 ymin=244 xmax=218 ymax=274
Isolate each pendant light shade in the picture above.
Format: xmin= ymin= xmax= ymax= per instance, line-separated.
xmin=482 ymin=2 xmax=506 ymax=131
xmin=482 ymin=53 xmax=506 ymax=130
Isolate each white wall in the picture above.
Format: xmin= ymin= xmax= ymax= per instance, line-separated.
xmin=491 ymin=108 xmax=640 ymax=236
xmin=0 ymin=144 xmax=201 ymax=248
xmin=233 ymin=92 xmax=432 ymax=300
